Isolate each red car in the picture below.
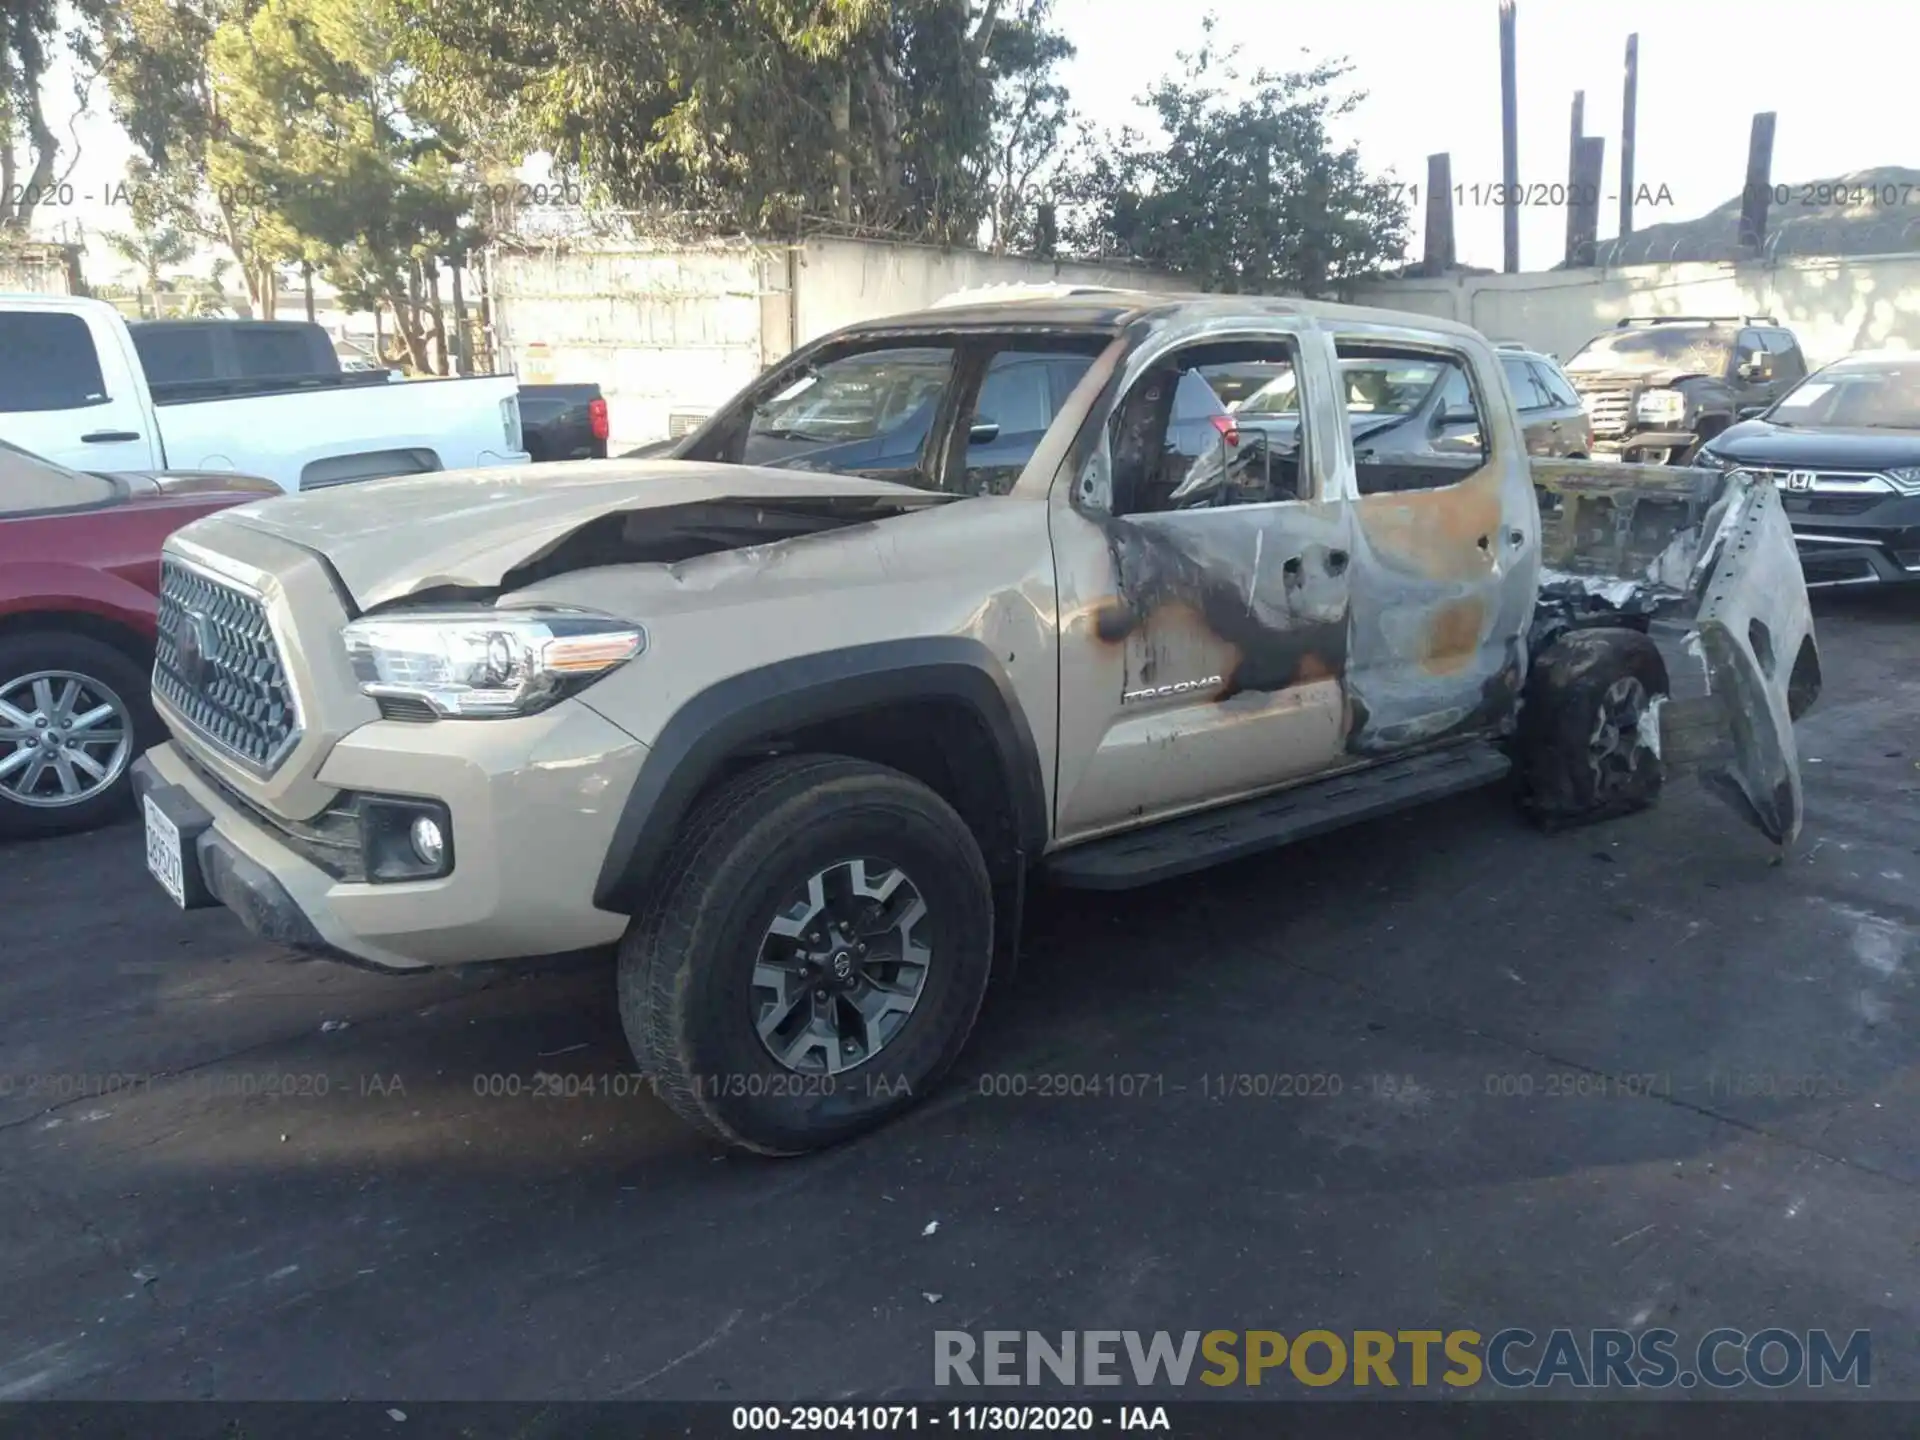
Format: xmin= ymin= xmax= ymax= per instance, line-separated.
xmin=0 ymin=438 xmax=277 ymax=836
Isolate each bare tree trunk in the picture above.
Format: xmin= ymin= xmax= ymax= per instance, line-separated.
xmin=424 ymin=258 xmax=448 ymax=376
xmin=831 ymin=69 xmax=853 ymax=223
xmin=214 ymin=199 xmax=257 ymax=317
xmin=302 ymin=261 xmax=316 ymax=321
xmin=450 ymin=254 xmax=471 ymax=376
xmin=386 ymin=281 xmax=432 ymax=373
xmin=2 ymin=92 xmax=61 ymax=234
xmin=865 ymin=34 xmax=903 ymax=207
xmin=257 ymin=262 xmax=278 ymax=319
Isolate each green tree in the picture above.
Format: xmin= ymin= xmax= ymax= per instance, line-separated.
xmin=1062 ymin=24 xmax=1410 ymax=295
xmin=395 ymin=0 xmax=1064 ymax=244
xmin=101 ymin=214 xmax=194 ymax=314
xmin=980 ymin=0 xmax=1078 ymax=254
xmin=209 ymin=0 xmax=469 ymax=364
xmin=90 ymin=0 xmax=288 ymax=311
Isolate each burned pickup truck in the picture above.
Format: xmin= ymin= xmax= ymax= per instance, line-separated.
xmin=131 ymin=293 xmax=1818 ymax=1155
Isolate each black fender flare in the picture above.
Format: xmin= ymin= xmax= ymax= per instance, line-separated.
xmin=591 ymin=636 xmax=1049 ymax=913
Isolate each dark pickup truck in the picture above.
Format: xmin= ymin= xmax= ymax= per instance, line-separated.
xmin=1562 ymin=316 xmax=1808 ymax=466
xmin=519 ymin=383 xmax=609 ymax=462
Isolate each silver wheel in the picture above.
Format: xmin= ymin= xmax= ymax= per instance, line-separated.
xmin=752 ymin=857 xmax=933 ymax=1075
xmin=1588 ymin=675 xmax=1651 ymax=803
xmin=0 ymin=670 xmax=135 ymax=809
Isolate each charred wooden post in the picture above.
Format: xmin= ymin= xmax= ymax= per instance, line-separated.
xmin=1619 ymin=34 xmax=1639 ymax=238
xmin=1570 ymin=136 xmax=1605 ymax=266
xmin=1563 ymin=90 xmax=1585 ymax=267
xmin=1499 ymin=0 xmax=1520 ymax=273
xmin=450 ymin=252 xmax=471 ymax=377
xmin=1738 ymin=112 xmax=1777 ymax=254
xmin=1424 ymin=152 xmax=1456 ymax=274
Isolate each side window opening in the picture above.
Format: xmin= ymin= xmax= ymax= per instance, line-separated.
xmin=701 ymin=343 xmax=957 ymax=489
xmin=954 ymin=345 xmax=1096 ymax=498
xmin=1501 ymin=355 xmax=1547 ymax=411
xmin=1333 ymin=341 xmax=1489 ymax=497
xmin=1108 ymin=339 xmax=1308 ymax=516
xmin=1536 ymin=361 xmax=1582 ymax=409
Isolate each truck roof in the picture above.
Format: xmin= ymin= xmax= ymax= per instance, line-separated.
xmin=838 ymin=290 xmax=1487 ymax=343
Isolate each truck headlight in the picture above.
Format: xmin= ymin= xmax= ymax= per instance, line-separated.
xmin=1634 ymin=388 xmax=1687 ymax=423
xmin=343 ymin=607 xmax=644 ymax=718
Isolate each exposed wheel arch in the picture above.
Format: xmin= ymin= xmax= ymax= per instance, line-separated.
xmin=592 ymin=637 xmax=1048 ymax=917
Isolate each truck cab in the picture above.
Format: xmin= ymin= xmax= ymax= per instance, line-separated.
xmin=1564 ymin=315 xmax=1808 ymax=464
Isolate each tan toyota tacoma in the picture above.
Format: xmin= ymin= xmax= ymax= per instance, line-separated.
xmin=131 ymin=293 xmax=1820 ymax=1154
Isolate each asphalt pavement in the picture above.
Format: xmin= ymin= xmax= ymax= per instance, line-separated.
xmin=3 ymin=591 xmax=1919 ymax=1403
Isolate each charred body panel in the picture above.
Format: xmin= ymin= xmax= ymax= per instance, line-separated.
xmin=1529 ymin=458 xmax=1815 ymax=845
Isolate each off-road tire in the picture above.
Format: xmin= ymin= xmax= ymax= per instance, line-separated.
xmin=1517 ymin=627 xmax=1670 ymax=831
xmin=0 ymin=631 xmax=154 ymax=839
xmin=617 ymin=754 xmax=994 ymax=1155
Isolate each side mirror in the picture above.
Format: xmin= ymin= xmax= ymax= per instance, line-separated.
xmin=1736 ymin=404 xmax=1767 ymax=421
xmin=1738 ymin=358 xmax=1770 ymax=381
xmin=969 ymin=419 xmax=1000 ymax=445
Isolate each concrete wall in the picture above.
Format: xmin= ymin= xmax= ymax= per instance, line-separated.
xmin=1347 ymin=253 xmax=1920 ymax=368
xmin=485 ymin=234 xmax=1180 ymax=448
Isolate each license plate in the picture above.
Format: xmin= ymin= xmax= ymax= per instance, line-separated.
xmin=144 ymin=794 xmax=186 ymax=907
xmin=1589 ymin=451 xmax=1623 ymax=463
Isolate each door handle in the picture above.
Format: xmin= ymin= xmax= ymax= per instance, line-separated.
xmin=81 ymin=430 xmax=141 ymax=443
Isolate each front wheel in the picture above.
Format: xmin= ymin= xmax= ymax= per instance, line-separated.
xmin=0 ymin=632 xmax=151 ymax=838
xmin=1517 ymin=628 xmax=1670 ymax=831
xmin=617 ymin=755 xmax=995 ymax=1154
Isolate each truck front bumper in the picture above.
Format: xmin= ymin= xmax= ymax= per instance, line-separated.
xmin=133 ymin=702 xmax=650 ymax=972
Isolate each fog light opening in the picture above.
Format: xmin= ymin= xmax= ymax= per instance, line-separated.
xmin=410 ymin=815 xmax=446 ymax=867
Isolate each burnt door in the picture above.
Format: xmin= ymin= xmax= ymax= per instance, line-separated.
xmin=1051 ymin=329 xmax=1357 ymax=842
xmin=1338 ymin=337 xmax=1539 ymax=754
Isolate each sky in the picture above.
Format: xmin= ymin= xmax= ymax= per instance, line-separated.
xmin=26 ymin=0 xmax=1912 ymax=281
xmin=1050 ymin=0 xmax=1912 ymax=270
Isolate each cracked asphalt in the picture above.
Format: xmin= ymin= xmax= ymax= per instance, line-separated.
xmin=3 ymin=592 xmax=1919 ymax=1403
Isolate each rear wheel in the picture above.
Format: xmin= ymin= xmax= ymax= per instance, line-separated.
xmin=617 ymin=754 xmax=995 ymax=1154
xmin=0 ymin=632 xmax=151 ymax=838
xmin=1517 ymin=628 xmax=1670 ymax=831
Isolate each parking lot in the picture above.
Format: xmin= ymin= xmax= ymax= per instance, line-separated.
xmin=2 ymin=590 xmax=1918 ymax=1403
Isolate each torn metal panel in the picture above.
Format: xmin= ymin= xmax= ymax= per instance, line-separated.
xmin=1675 ymin=472 xmax=1813 ymax=845
xmin=1530 ymin=460 xmax=1815 ymax=847
xmin=1532 ymin=458 xmax=1724 ymax=578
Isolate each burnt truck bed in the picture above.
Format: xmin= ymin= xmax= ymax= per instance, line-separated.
xmin=1531 ymin=458 xmax=1817 ymax=843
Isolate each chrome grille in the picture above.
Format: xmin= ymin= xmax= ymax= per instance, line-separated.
xmin=154 ymin=558 xmax=300 ymax=773
xmin=1581 ymin=389 xmax=1633 ymax=437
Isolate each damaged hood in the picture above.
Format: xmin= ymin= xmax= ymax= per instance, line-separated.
xmin=215 ymin=458 xmax=954 ymax=609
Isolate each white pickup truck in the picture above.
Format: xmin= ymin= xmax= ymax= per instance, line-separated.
xmin=0 ymin=295 xmax=529 ymax=492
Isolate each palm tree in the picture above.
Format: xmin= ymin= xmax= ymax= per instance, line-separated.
xmin=101 ymin=221 xmax=196 ymax=318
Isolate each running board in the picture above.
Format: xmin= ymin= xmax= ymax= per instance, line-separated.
xmin=1045 ymin=743 xmax=1514 ymax=890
